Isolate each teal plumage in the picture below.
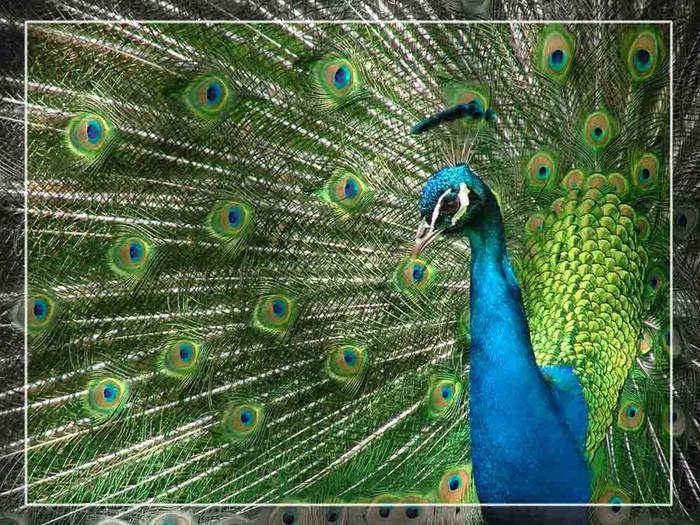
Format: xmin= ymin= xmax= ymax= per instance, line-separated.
xmin=0 ymin=1 xmax=696 ymax=524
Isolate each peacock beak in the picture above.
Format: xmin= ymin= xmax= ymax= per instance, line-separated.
xmin=412 ymin=219 xmax=443 ymax=256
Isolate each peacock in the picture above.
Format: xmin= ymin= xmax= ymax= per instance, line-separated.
xmin=0 ymin=1 xmax=698 ymax=523
xmin=21 ymin=17 xmax=672 ymax=508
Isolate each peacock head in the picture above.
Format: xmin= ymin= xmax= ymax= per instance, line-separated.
xmin=413 ymin=163 xmax=497 ymax=255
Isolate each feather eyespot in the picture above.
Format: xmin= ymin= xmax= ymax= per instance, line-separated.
xmin=583 ymin=111 xmax=616 ymax=150
xmin=86 ymin=377 xmax=129 ymax=420
xmin=631 ymin=153 xmax=660 ymax=192
xmin=526 ymin=151 xmax=557 ymax=190
xmin=268 ymin=507 xmax=312 ymax=525
xmin=538 ymin=26 xmax=575 ymax=80
xmin=26 ymin=291 xmax=58 ymax=335
xmin=222 ymin=401 xmax=265 ymax=443
xmin=326 ymin=344 xmax=368 ymax=384
xmin=185 ymin=75 xmax=233 ymax=118
xmin=595 ymin=490 xmax=631 ymax=523
xmin=109 ymin=236 xmax=152 ymax=278
xmin=161 ymin=338 xmax=204 ymax=378
xmin=253 ymin=293 xmax=298 ymax=335
xmin=322 ymin=507 xmax=344 ymax=524
xmin=332 ymin=172 xmax=366 ymax=209
xmin=207 ymin=199 xmax=253 ymax=242
xmin=426 ymin=377 xmax=462 ymax=419
xmin=438 ymin=466 xmax=471 ymax=502
xmin=66 ymin=112 xmax=113 ymax=159
xmin=332 ymin=64 xmax=352 ymax=90
xmin=320 ymin=169 xmax=372 ymax=214
xmin=617 ymin=400 xmax=644 ymax=431
xmin=394 ymin=257 xmax=435 ymax=293
xmin=626 ymin=29 xmax=661 ymax=81
xmin=368 ymin=494 xmax=401 ymax=521
xmin=324 ymin=60 xmax=356 ymax=96
xmin=644 ymin=265 xmax=666 ymax=300
xmin=311 ymin=57 xmax=361 ymax=108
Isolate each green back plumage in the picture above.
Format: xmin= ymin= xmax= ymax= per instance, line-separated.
xmin=22 ymin=20 xmax=672 ymax=514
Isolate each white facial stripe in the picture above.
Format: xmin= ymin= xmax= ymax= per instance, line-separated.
xmin=451 ymin=182 xmax=471 ymax=226
xmin=430 ymin=188 xmax=452 ymax=229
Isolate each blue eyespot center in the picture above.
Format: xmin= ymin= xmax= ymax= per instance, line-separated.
xmin=33 ymin=299 xmax=47 ymax=319
xmin=343 ymin=349 xmax=356 ymax=365
xmin=551 ymin=49 xmax=564 ymax=64
xmin=412 ymin=264 xmax=425 ymax=283
xmin=206 ymin=82 xmax=222 ymax=104
xmin=548 ymin=48 xmax=567 ymax=71
xmin=228 ymin=207 xmax=242 ymax=227
xmin=449 ymin=475 xmax=461 ymax=491
xmin=626 ymin=406 xmax=637 ymax=418
xmin=179 ymin=343 xmax=193 ymax=362
xmin=640 ymin=168 xmax=651 ymax=181
xmin=326 ymin=509 xmax=338 ymax=522
xmin=593 ymin=127 xmax=603 ymax=138
xmin=282 ymin=511 xmax=296 ymax=524
xmin=378 ymin=507 xmax=391 ymax=518
xmin=86 ymin=120 xmax=102 ymax=143
xmin=343 ymin=178 xmax=358 ymax=198
xmin=636 ymin=49 xmax=650 ymax=65
xmin=103 ymin=384 xmax=117 ymax=402
xmin=677 ymin=213 xmax=688 ymax=227
xmin=633 ymin=47 xmax=653 ymax=73
xmin=129 ymin=241 xmax=143 ymax=263
xmin=240 ymin=409 xmax=252 ymax=425
xmin=441 ymin=385 xmax=453 ymax=399
xmin=334 ymin=65 xmax=351 ymax=89
xmin=537 ymin=166 xmax=549 ymax=180
xmin=272 ymin=299 xmax=286 ymax=316
xmin=405 ymin=507 xmax=419 ymax=519
xmin=650 ymin=276 xmax=659 ymax=288
xmin=608 ymin=495 xmax=623 ymax=512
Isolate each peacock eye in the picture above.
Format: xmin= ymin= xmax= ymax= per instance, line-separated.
xmin=440 ymin=193 xmax=460 ymax=215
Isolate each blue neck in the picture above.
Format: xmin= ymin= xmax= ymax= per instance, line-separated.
xmin=465 ymin=207 xmax=591 ymax=503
